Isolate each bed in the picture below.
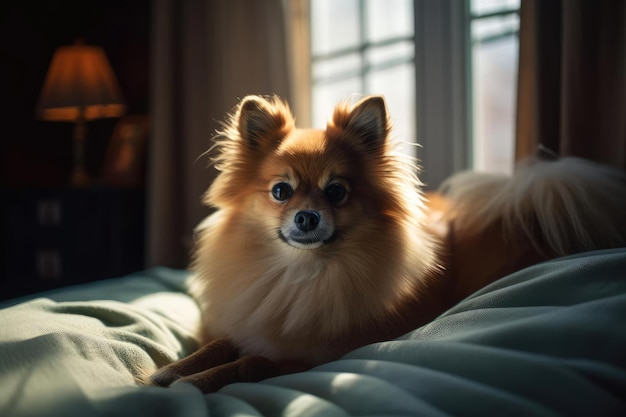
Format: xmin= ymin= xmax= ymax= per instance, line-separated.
xmin=1 ymin=248 xmax=625 ymax=416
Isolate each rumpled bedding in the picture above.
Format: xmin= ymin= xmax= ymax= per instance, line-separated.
xmin=1 ymin=248 xmax=625 ymax=417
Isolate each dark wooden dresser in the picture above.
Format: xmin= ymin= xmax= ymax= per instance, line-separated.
xmin=1 ymin=187 xmax=145 ymax=300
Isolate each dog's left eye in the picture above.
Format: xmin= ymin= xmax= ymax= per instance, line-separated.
xmin=325 ymin=183 xmax=347 ymax=205
xmin=271 ymin=182 xmax=293 ymax=202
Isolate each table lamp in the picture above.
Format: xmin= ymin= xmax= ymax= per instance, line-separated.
xmin=36 ymin=39 xmax=127 ymax=186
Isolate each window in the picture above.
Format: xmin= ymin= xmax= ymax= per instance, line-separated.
xmin=471 ymin=0 xmax=520 ymax=173
xmin=309 ymin=0 xmax=520 ymax=186
xmin=310 ymin=0 xmax=415 ymax=156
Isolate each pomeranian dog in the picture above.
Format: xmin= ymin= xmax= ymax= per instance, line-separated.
xmin=151 ymin=95 xmax=626 ymax=392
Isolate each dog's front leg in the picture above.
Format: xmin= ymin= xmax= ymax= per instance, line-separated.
xmin=151 ymin=338 xmax=313 ymax=393
xmin=174 ymin=355 xmax=287 ymax=393
xmin=150 ymin=338 xmax=239 ymax=387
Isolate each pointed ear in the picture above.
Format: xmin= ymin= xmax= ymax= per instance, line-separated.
xmin=330 ymin=95 xmax=390 ymax=149
xmin=237 ymin=95 xmax=294 ymax=148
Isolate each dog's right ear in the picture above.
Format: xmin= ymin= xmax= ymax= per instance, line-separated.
xmin=206 ymin=96 xmax=294 ymax=208
xmin=236 ymin=95 xmax=294 ymax=150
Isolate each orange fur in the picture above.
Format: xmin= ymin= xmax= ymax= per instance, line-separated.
xmin=151 ymin=95 xmax=626 ymax=392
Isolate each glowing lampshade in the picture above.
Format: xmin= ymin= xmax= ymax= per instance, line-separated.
xmin=36 ymin=40 xmax=127 ymax=186
xmin=37 ymin=42 xmax=126 ymax=121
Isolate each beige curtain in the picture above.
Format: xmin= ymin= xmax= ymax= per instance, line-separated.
xmin=147 ymin=0 xmax=306 ymax=268
xmin=515 ymin=0 xmax=626 ymax=168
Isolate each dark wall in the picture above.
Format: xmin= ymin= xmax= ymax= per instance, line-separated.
xmin=0 ymin=0 xmax=151 ymax=187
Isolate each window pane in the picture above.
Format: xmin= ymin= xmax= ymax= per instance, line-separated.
xmin=365 ymin=0 xmax=413 ymax=43
xmin=472 ymin=35 xmax=518 ymax=173
xmin=365 ymin=41 xmax=413 ymax=68
xmin=472 ymin=13 xmax=519 ymax=42
xmin=366 ymin=64 xmax=416 ymax=156
xmin=312 ymin=53 xmax=362 ymax=84
xmin=311 ymin=0 xmax=360 ymax=55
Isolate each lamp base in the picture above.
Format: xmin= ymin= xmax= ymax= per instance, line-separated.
xmin=70 ymin=166 xmax=91 ymax=187
xmin=71 ymin=119 xmax=91 ymax=187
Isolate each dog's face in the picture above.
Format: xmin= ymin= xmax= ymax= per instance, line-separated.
xmin=258 ymin=128 xmax=362 ymax=250
xmin=206 ymin=95 xmax=414 ymax=254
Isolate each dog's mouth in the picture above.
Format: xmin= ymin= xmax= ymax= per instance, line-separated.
xmin=278 ymin=230 xmax=338 ymax=250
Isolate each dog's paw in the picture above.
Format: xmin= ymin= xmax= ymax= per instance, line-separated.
xmin=175 ymin=355 xmax=284 ymax=393
xmin=147 ymin=338 xmax=240 ymax=388
xmin=145 ymin=339 xmax=308 ymax=393
xmin=150 ymin=366 xmax=183 ymax=387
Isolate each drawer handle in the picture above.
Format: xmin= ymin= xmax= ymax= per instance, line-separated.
xmin=36 ymin=250 xmax=62 ymax=279
xmin=37 ymin=200 xmax=62 ymax=225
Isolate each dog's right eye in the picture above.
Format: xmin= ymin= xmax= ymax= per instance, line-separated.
xmin=271 ymin=182 xmax=293 ymax=202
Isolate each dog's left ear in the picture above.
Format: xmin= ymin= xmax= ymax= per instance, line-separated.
xmin=330 ymin=95 xmax=390 ymax=150
xmin=237 ymin=95 xmax=294 ymax=150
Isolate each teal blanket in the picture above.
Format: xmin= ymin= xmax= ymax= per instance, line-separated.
xmin=1 ymin=249 xmax=625 ymax=416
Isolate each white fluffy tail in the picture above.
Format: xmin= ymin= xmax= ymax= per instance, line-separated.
xmin=440 ymin=157 xmax=626 ymax=257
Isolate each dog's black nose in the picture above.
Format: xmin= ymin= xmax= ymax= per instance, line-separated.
xmin=294 ymin=210 xmax=320 ymax=232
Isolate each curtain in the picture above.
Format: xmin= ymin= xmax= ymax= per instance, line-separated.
xmin=147 ymin=0 xmax=301 ymax=268
xmin=515 ymin=0 xmax=626 ymax=168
